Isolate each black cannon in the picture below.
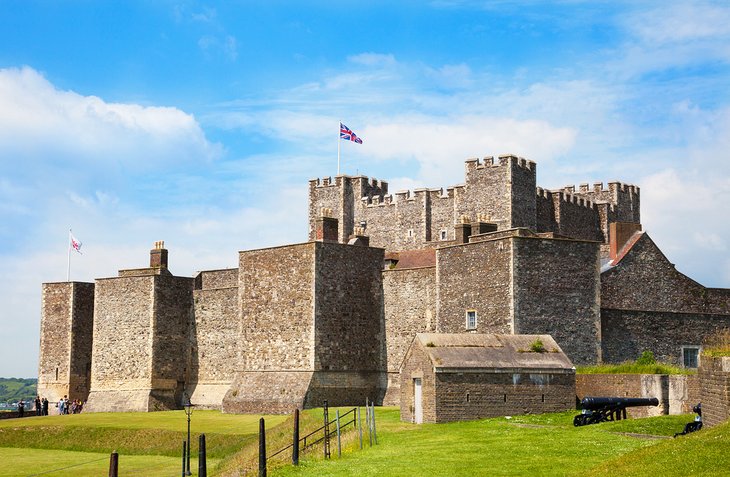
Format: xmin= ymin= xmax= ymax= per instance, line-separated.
xmin=674 ymin=403 xmax=702 ymax=437
xmin=573 ymin=396 xmax=659 ymax=426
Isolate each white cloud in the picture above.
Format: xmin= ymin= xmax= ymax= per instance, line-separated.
xmin=626 ymin=2 xmax=730 ymax=46
xmin=0 ymin=66 xmax=221 ymax=168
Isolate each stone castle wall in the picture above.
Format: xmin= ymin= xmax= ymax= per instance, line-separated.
xmin=382 ymin=266 xmax=437 ymax=405
xmin=435 ymin=236 xmax=513 ymax=334
xmin=85 ymin=270 xmax=193 ymax=412
xmin=188 ymin=269 xmax=239 ymax=408
xmin=601 ymin=233 xmax=730 ymax=365
xmin=223 ymin=241 xmax=387 ymax=413
xmin=38 ymin=281 xmax=94 ymax=403
xmin=309 ymin=157 xmax=638 ymax=254
xmin=512 ymin=236 xmax=601 ymax=365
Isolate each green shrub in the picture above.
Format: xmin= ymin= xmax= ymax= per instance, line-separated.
xmin=635 ymin=350 xmax=656 ymax=366
xmin=530 ymin=339 xmax=546 ymax=353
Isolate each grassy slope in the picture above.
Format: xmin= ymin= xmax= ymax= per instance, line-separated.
xmin=0 ymin=410 xmax=289 ymax=476
xmin=581 ymin=420 xmax=730 ymax=477
xmin=0 ymin=378 xmax=37 ymax=403
xmin=270 ymin=409 xmax=695 ymax=477
xmin=0 ymin=407 xmax=723 ymax=477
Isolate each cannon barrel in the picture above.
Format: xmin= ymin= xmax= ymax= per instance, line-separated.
xmin=581 ymin=396 xmax=659 ymax=410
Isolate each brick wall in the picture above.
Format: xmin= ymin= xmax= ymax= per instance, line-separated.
xmin=382 ymin=266 xmax=437 ymax=404
xmin=401 ymin=342 xmax=575 ymax=424
xmin=513 ymin=236 xmax=601 ymax=365
xmin=433 ymin=371 xmax=575 ymax=423
xmin=699 ymin=356 xmax=730 ymax=427
xmin=576 ymin=374 xmax=698 ymax=416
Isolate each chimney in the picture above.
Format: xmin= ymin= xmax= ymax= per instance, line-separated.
xmin=609 ymin=222 xmax=642 ymax=261
xmin=315 ymin=208 xmax=338 ymax=242
xmin=150 ymin=240 xmax=168 ymax=269
xmin=475 ymin=213 xmax=498 ymax=235
xmin=454 ymin=215 xmax=472 ymax=244
xmin=348 ymin=225 xmax=370 ymax=247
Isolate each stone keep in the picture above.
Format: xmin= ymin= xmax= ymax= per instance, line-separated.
xmin=37 ymin=155 xmax=730 ymax=413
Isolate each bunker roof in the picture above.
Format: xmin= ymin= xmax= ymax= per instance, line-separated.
xmin=414 ymin=333 xmax=575 ymax=373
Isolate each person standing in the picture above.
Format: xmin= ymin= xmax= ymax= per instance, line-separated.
xmin=18 ymin=400 xmax=25 ymax=418
xmin=42 ymin=397 xmax=49 ymax=416
xmin=58 ymin=396 xmax=66 ymax=415
xmin=35 ymin=396 xmax=41 ymax=416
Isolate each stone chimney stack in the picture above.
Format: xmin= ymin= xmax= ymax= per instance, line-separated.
xmin=475 ymin=213 xmax=498 ymax=235
xmin=150 ymin=240 xmax=168 ymax=269
xmin=454 ymin=215 xmax=472 ymax=244
xmin=609 ymin=222 xmax=642 ymax=261
xmin=348 ymin=225 xmax=370 ymax=247
xmin=315 ymin=208 xmax=338 ymax=242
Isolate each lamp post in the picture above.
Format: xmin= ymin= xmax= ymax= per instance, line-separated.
xmin=183 ymin=393 xmax=194 ymax=476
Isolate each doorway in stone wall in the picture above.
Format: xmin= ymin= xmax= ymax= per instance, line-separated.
xmin=414 ymin=378 xmax=423 ymax=424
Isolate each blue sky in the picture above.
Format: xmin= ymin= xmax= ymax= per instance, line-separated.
xmin=1 ymin=1 xmax=729 ymax=377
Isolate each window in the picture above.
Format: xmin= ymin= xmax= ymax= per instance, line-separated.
xmin=440 ymin=229 xmax=448 ymax=241
xmin=466 ymin=310 xmax=477 ymax=330
xmin=682 ymin=346 xmax=701 ymax=368
xmin=407 ymin=229 xmax=414 ymax=239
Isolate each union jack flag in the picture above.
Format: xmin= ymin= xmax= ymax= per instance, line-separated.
xmin=340 ymin=122 xmax=363 ymax=144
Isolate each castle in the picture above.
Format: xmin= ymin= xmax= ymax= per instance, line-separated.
xmin=38 ymin=155 xmax=730 ymax=413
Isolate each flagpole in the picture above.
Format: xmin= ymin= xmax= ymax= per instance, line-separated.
xmin=67 ymin=229 xmax=71 ymax=282
xmin=337 ymin=120 xmax=341 ymax=176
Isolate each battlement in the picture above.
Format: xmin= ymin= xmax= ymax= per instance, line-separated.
xmin=309 ymin=175 xmax=388 ymax=197
xmin=465 ymin=154 xmax=536 ymax=173
xmin=565 ymin=181 xmax=640 ymax=200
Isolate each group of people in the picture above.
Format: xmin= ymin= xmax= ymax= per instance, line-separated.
xmin=16 ymin=395 xmax=84 ymax=417
xmin=57 ymin=395 xmax=84 ymax=415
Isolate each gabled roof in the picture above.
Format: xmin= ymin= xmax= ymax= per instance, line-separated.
xmin=601 ymin=230 xmax=644 ymax=272
xmin=414 ymin=333 xmax=575 ymax=373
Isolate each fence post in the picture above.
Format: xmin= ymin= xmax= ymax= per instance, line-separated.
xmin=108 ymin=451 xmax=118 ymax=477
xmin=323 ymin=400 xmax=331 ymax=459
xmin=259 ymin=417 xmax=267 ymax=477
xmin=366 ymin=399 xmax=373 ymax=447
xmin=336 ymin=409 xmax=341 ymax=458
xmin=198 ymin=434 xmax=207 ymax=477
xmin=357 ymin=407 xmax=363 ymax=449
xmin=371 ymin=402 xmax=378 ymax=445
xmin=292 ymin=408 xmax=300 ymax=465
xmin=182 ymin=441 xmax=186 ymax=477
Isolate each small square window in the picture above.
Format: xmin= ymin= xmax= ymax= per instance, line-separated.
xmin=682 ymin=346 xmax=701 ymax=368
xmin=440 ymin=229 xmax=448 ymax=241
xmin=466 ymin=310 xmax=477 ymax=330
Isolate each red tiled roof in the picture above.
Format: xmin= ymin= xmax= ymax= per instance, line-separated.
xmin=388 ymin=248 xmax=436 ymax=269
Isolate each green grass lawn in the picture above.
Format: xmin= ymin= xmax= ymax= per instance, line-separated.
xmin=0 ymin=407 xmax=725 ymax=477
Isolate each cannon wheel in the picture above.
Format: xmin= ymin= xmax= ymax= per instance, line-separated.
xmin=573 ymin=414 xmax=589 ymax=427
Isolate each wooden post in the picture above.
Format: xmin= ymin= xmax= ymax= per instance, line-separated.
xmin=336 ymin=410 xmax=341 ymax=457
xmin=259 ymin=418 xmax=266 ymax=477
xmin=366 ymin=399 xmax=373 ymax=447
xmin=108 ymin=451 xmax=118 ymax=477
xmin=323 ymin=400 xmax=331 ymax=459
xmin=292 ymin=409 xmax=300 ymax=465
xmin=357 ymin=407 xmax=363 ymax=449
xmin=371 ymin=402 xmax=378 ymax=445
xmin=198 ymin=433 xmax=207 ymax=477
xmin=181 ymin=441 xmax=186 ymax=477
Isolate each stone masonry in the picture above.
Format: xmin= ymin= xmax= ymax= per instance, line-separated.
xmin=38 ymin=155 xmax=730 ymax=415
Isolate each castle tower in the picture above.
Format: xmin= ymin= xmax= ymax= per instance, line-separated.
xmin=223 ymin=222 xmax=386 ymax=413
xmin=84 ymin=242 xmax=194 ymax=412
xmin=37 ymin=281 xmax=95 ymax=404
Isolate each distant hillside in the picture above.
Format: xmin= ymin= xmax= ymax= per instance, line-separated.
xmin=0 ymin=378 xmax=37 ymax=404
